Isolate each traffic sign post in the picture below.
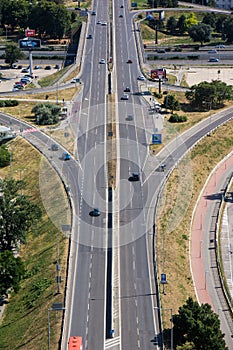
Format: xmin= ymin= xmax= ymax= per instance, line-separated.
xmin=152 ymin=133 xmax=162 ymax=144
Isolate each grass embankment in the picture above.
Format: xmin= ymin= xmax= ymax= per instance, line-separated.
xmin=0 ymin=137 xmax=71 ymax=350
xmin=156 ymin=119 xmax=233 ymax=328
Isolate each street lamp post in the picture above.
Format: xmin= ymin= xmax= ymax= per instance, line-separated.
xmin=155 ymin=20 xmax=158 ymax=45
xmin=154 ymin=307 xmax=173 ymax=350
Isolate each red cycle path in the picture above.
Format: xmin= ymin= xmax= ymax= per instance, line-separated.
xmin=191 ymin=154 xmax=233 ymax=309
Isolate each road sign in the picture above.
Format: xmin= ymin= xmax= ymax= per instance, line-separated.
xmin=25 ymin=29 xmax=35 ymax=37
xmin=19 ymin=38 xmax=41 ymax=49
xmin=161 ymin=273 xmax=168 ymax=284
xmin=152 ymin=134 xmax=162 ymax=144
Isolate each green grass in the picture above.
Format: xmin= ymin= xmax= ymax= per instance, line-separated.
xmin=0 ymin=138 xmax=70 ymax=350
xmin=38 ymin=66 xmax=71 ymax=87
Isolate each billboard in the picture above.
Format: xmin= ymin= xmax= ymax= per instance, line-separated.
xmin=19 ymin=38 xmax=41 ymax=49
xmin=25 ymin=29 xmax=35 ymax=37
xmin=151 ymin=68 xmax=166 ymax=79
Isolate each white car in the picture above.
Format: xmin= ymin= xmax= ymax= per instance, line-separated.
xmin=71 ymin=78 xmax=81 ymax=83
xmin=121 ymin=94 xmax=129 ymax=100
xmin=137 ymin=75 xmax=145 ymax=81
xmin=99 ymin=59 xmax=105 ymax=64
xmin=101 ymin=21 xmax=107 ymax=26
xmin=97 ymin=20 xmax=102 ymax=24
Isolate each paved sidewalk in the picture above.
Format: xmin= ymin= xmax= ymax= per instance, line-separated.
xmin=191 ymin=153 xmax=233 ymax=309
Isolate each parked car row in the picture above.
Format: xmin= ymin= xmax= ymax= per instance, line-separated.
xmin=12 ymin=64 xmax=60 ymax=71
xmin=12 ymin=75 xmax=33 ymax=91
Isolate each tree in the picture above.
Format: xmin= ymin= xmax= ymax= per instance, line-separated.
xmin=177 ymin=342 xmax=195 ymax=350
xmin=1 ymin=0 xmax=30 ymax=29
xmin=185 ymin=80 xmax=233 ymax=109
xmin=28 ymin=1 xmax=70 ymax=39
xmin=166 ymin=16 xmax=177 ymax=34
xmin=177 ymin=14 xmax=186 ymax=34
xmin=0 ymin=146 xmax=10 ymax=167
xmin=4 ymin=43 xmax=24 ymax=68
xmin=222 ymin=17 xmax=233 ymax=42
xmin=0 ymin=250 xmax=25 ymax=296
xmin=32 ymin=103 xmax=61 ymax=125
xmin=202 ymin=13 xmax=216 ymax=30
xmin=184 ymin=13 xmax=198 ymax=31
xmin=173 ymin=297 xmax=228 ymax=350
xmin=0 ymin=178 xmax=42 ymax=251
xmin=163 ymin=94 xmax=180 ymax=113
xmin=188 ymin=23 xmax=212 ymax=46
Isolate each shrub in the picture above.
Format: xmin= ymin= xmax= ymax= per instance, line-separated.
xmin=0 ymin=100 xmax=18 ymax=107
xmin=169 ymin=114 xmax=187 ymax=123
xmin=0 ymin=146 xmax=10 ymax=167
xmin=153 ymin=92 xmax=162 ymax=99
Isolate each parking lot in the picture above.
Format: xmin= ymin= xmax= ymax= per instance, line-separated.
xmin=0 ymin=61 xmax=63 ymax=93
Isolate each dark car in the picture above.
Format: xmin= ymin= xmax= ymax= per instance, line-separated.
xmin=91 ymin=11 xmax=96 ymax=15
xmin=127 ymin=59 xmax=132 ymax=63
xmin=132 ymin=172 xmax=140 ymax=181
xmin=128 ymin=172 xmax=140 ymax=181
xmin=45 ymin=65 xmax=52 ymax=70
xmin=119 ymin=14 xmax=123 ymax=17
xmin=157 ymin=48 xmax=166 ymax=53
xmin=21 ymin=68 xmax=29 ymax=73
xmin=55 ymin=64 xmax=60 ymax=69
xmin=51 ymin=143 xmax=59 ymax=151
xmin=14 ymin=84 xmax=24 ymax=90
xmin=120 ymin=4 xmax=124 ymax=7
xmin=24 ymin=74 xmax=34 ymax=79
xmin=126 ymin=115 xmax=133 ymax=121
xmin=124 ymin=87 xmax=130 ymax=92
xmin=89 ymin=208 xmax=100 ymax=217
xmin=87 ymin=34 xmax=92 ymax=39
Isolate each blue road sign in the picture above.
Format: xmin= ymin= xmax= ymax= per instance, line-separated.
xmin=161 ymin=273 xmax=168 ymax=284
xmin=152 ymin=133 xmax=162 ymax=144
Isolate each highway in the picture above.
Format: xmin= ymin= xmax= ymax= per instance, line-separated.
xmin=113 ymin=2 xmax=160 ymax=349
